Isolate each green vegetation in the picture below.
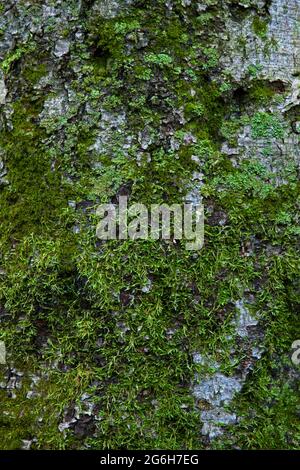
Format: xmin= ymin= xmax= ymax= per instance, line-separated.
xmin=248 ymin=81 xmax=277 ymax=104
xmin=0 ymin=0 xmax=299 ymax=451
xmin=252 ymin=17 xmax=269 ymax=39
xmin=1 ymin=42 xmax=37 ymax=74
xmin=145 ymin=53 xmax=173 ymax=67
xmin=251 ymin=112 xmax=285 ymax=139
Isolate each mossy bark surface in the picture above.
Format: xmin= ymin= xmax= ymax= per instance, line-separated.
xmin=0 ymin=0 xmax=299 ymax=450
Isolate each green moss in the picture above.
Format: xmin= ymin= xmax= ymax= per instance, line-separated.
xmin=0 ymin=98 xmax=67 ymax=241
xmin=0 ymin=0 xmax=299 ymax=451
xmin=247 ymin=63 xmax=263 ymax=78
xmin=23 ymin=62 xmax=47 ymax=85
xmin=1 ymin=42 xmax=37 ymax=74
xmin=213 ymin=356 xmax=300 ymax=449
xmin=248 ymin=80 xmax=276 ymax=104
xmin=252 ymin=17 xmax=269 ymax=39
xmin=144 ymin=53 xmax=173 ymax=67
xmin=251 ymin=111 xmax=285 ymax=139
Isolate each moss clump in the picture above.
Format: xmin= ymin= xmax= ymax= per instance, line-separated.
xmin=248 ymin=81 xmax=276 ymax=103
xmin=252 ymin=17 xmax=269 ymax=39
xmin=251 ymin=111 xmax=285 ymax=139
xmin=0 ymin=98 xmax=67 ymax=241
